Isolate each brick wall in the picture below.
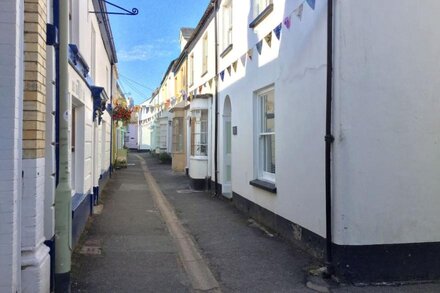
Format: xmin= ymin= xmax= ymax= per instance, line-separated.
xmin=23 ymin=0 xmax=47 ymax=159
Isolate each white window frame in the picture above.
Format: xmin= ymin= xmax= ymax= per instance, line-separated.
xmin=91 ymin=26 xmax=96 ymax=80
xmin=189 ymin=53 xmax=194 ymax=86
xmin=191 ymin=109 xmax=208 ymax=157
xmin=202 ymin=34 xmax=208 ymax=75
xmin=222 ymin=0 xmax=233 ymax=50
xmin=255 ymin=86 xmax=275 ymax=183
xmin=254 ymin=0 xmax=272 ymax=17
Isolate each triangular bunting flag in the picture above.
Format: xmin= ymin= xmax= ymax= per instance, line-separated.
xmin=194 ymin=88 xmax=198 ymax=95
xmin=208 ymin=78 xmax=213 ymax=87
xmin=273 ymin=23 xmax=282 ymax=40
xmin=199 ymin=85 xmax=203 ymax=93
xmin=220 ymin=70 xmax=225 ymax=81
xmin=295 ymin=3 xmax=304 ymax=21
xmin=283 ymin=15 xmax=291 ymax=29
xmin=227 ymin=66 xmax=232 ymax=75
xmin=204 ymin=82 xmax=207 ymax=87
xmin=247 ymin=49 xmax=253 ymax=60
xmin=256 ymin=40 xmax=263 ymax=55
xmin=306 ymin=0 xmax=315 ymax=10
xmin=240 ymin=54 xmax=246 ymax=66
xmin=232 ymin=61 xmax=238 ymax=72
xmin=264 ymin=33 xmax=272 ymax=47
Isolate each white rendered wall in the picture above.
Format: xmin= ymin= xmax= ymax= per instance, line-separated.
xmin=187 ymin=10 xmax=216 ymax=180
xmin=69 ymin=66 xmax=94 ymax=195
xmin=0 ymin=0 xmax=23 ymax=290
xmin=217 ymin=0 xmax=327 ymax=237
xmin=332 ymin=0 xmax=440 ymax=245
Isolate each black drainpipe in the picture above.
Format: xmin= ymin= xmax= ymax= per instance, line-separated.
xmin=213 ymin=0 xmax=219 ymax=196
xmin=109 ymin=64 xmax=113 ymax=177
xmin=325 ymin=0 xmax=335 ymax=276
xmin=54 ymin=0 xmax=60 ymax=186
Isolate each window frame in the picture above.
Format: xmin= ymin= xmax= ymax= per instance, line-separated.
xmin=222 ymin=0 xmax=233 ymax=51
xmin=255 ymin=86 xmax=275 ymax=183
xmin=190 ymin=109 xmax=208 ymax=157
xmin=202 ymin=34 xmax=208 ymax=75
xmin=189 ymin=53 xmax=194 ymax=86
xmin=172 ymin=117 xmax=184 ymax=153
xmin=254 ymin=0 xmax=272 ymax=17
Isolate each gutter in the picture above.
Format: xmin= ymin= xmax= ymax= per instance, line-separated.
xmin=325 ymin=0 xmax=335 ymax=276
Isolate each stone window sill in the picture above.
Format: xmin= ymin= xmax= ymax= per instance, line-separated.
xmin=249 ymin=179 xmax=277 ymax=193
xmin=220 ymin=44 xmax=233 ymax=58
xmin=249 ymin=4 xmax=274 ymax=29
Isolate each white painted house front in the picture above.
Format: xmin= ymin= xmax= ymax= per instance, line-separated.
xmin=0 ymin=0 xmax=117 ymax=291
xmin=212 ymin=0 xmax=440 ymax=282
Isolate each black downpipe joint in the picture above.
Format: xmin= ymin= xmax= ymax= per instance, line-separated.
xmin=325 ymin=0 xmax=334 ymax=276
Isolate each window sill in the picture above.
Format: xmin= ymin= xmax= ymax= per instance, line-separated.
xmin=220 ymin=44 xmax=233 ymax=58
xmin=249 ymin=179 xmax=277 ymax=193
xmin=190 ymin=155 xmax=208 ymax=161
xmin=249 ymin=4 xmax=274 ymax=28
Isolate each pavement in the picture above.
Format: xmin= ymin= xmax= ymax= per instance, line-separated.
xmin=72 ymin=152 xmax=440 ymax=293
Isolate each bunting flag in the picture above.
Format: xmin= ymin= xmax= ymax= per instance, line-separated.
xmin=232 ymin=61 xmax=238 ymax=72
xmin=283 ymin=15 xmax=291 ymax=29
xmin=208 ymin=78 xmax=213 ymax=87
xmin=295 ymin=3 xmax=304 ymax=21
xmin=198 ymin=85 xmax=203 ymax=93
xmin=240 ymin=54 xmax=247 ymax=66
xmin=264 ymin=32 xmax=272 ymax=47
xmin=194 ymin=88 xmax=198 ymax=95
xmin=256 ymin=40 xmax=263 ymax=55
xmin=247 ymin=49 xmax=253 ymax=60
xmin=220 ymin=70 xmax=225 ymax=81
xmin=227 ymin=65 xmax=232 ymax=75
xmin=274 ymin=23 xmax=282 ymax=40
xmin=306 ymin=0 xmax=315 ymax=10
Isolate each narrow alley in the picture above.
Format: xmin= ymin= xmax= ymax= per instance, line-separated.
xmin=71 ymin=152 xmax=440 ymax=293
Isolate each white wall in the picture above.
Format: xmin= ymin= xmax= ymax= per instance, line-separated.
xmin=127 ymin=123 xmax=139 ymax=149
xmin=332 ymin=0 xmax=440 ymax=245
xmin=0 ymin=0 xmax=24 ymax=290
xmin=217 ymin=0 xmax=328 ymax=237
xmin=69 ymin=0 xmax=113 ymax=193
xmin=187 ymin=9 xmax=216 ymax=180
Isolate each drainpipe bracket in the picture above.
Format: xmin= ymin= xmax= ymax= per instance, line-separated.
xmin=325 ymin=134 xmax=334 ymax=143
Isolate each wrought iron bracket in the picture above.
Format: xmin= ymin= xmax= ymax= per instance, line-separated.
xmin=89 ymin=0 xmax=138 ymax=16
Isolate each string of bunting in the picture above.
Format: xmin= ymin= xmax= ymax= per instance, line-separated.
xmin=190 ymin=0 xmax=315 ymax=95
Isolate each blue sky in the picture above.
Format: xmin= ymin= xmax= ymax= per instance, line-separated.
xmin=109 ymin=0 xmax=209 ymax=105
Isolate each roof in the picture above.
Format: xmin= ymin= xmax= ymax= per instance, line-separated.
xmin=160 ymin=59 xmax=177 ymax=86
xmin=173 ymin=1 xmax=215 ymax=73
xmin=182 ymin=1 xmax=215 ymax=53
xmin=180 ymin=27 xmax=195 ymax=40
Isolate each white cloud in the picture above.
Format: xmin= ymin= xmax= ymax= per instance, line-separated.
xmin=118 ymin=42 xmax=175 ymax=62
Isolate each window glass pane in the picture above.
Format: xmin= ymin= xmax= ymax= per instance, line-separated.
xmin=260 ymin=90 xmax=274 ymax=133
xmin=261 ymin=134 xmax=275 ymax=174
xmin=225 ymin=121 xmax=231 ymax=154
